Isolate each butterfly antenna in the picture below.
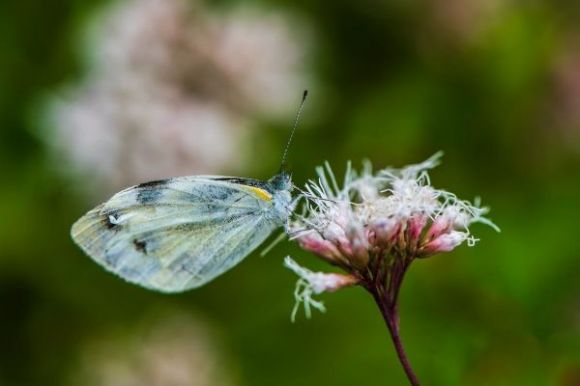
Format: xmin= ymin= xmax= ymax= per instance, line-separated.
xmin=280 ymin=89 xmax=308 ymax=172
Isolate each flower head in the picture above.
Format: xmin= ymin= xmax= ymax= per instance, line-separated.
xmin=291 ymin=153 xmax=497 ymax=262
xmin=286 ymin=153 xmax=498 ymax=318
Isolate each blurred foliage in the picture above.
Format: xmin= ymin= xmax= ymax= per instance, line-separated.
xmin=1 ymin=0 xmax=580 ymax=385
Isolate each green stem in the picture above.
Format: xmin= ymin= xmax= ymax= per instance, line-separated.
xmin=373 ymin=294 xmax=420 ymax=386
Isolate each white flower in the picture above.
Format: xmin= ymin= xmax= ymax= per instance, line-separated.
xmin=70 ymin=312 xmax=236 ymax=386
xmin=42 ymin=0 xmax=312 ymax=192
xmin=286 ymin=153 xmax=498 ymax=319
xmin=285 ymin=154 xmax=499 ymax=383
xmin=290 ymin=153 xmax=499 ymax=265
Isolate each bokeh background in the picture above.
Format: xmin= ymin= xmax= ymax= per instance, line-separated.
xmin=2 ymin=0 xmax=580 ymax=385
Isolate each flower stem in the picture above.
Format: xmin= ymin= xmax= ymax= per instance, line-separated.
xmin=373 ymin=293 xmax=420 ymax=386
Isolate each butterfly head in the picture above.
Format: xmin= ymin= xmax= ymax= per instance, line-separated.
xmin=266 ymin=172 xmax=293 ymax=225
xmin=268 ymin=171 xmax=292 ymax=192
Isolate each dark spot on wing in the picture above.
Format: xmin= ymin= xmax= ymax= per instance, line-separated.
xmin=136 ymin=179 xmax=170 ymax=204
xmin=204 ymin=185 xmax=234 ymax=201
xmin=133 ymin=239 xmax=148 ymax=254
xmin=135 ymin=180 xmax=171 ymax=205
xmin=174 ymin=222 xmax=204 ymax=232
xmin=137 ymin=179 xmax=170 ymax=188
xmin=136 ymin=189 xmax=163 ymax=204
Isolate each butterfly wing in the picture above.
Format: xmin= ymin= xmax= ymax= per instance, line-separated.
xmin=71 ymin=177 xmax=282 ymax=292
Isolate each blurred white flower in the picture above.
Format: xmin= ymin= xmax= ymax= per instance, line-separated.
xmin=286 ymin=153 xmax=498 ymax=318
xmin=69 ymin=313 xmax=237 ymax=386
xmin=45 ymin=0 xmax=311 ymax=191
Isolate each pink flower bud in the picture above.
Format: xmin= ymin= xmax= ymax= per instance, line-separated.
xmin=323 ymin=222 xmax=345 ymax=241
xmin=426 ymin=216 xmax=451 ymax=241
xmin=427 ymin=207 xmax=471 ymax=241
xmin=421 ymin=231 xmax=467 ymax=256
xmin=323 ymin=222 xmax=352 ymax=254
xmin=298 ymin=232 xmax=342 ymax=261
xmin=408 ymin=214 xmax=428 ymax=244
xmin=347 ymin=223 xmax=369 ymax=268
xmin=369 ymin=218 xmax=398 ymax=247
xmin=307 ymin=272 xmax=359 ymax=293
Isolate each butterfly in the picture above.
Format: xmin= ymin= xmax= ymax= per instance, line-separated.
xmin=71 ymin=91 xmax=307 ymax=293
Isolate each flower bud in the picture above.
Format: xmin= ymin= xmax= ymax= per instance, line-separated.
xmin=323 ymin=222 xmax=345 ymax=241
xmin=307 ymin=272 xmax=359 ymax=294
xmin=297 ymin=232 xmax=342 ymax=262
xmin=426 ymin=216 xmax=451 ymax=241
xmin=369 ymin=218 xmax=398 ymax=247
xmin=420 ymin=230 xmax=467 ymax=256
xmin=408 ymin=214 xmax=428 ymax=244
xmin=346 ymin=222 xmax=369 ymax=268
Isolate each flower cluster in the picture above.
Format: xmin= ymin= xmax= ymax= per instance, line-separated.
xmin=286 ymin=153 xmax=498 ymax=318
xmin=71 ymin=313 xmax=236 ymax=386
xmin=44 ymin=0 xmax=311 ymax=192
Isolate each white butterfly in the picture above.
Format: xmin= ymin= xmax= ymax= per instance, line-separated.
xmin=71 ymin=91 xmax=307 ymax=293
xmin=71 ymin=173 xmax=293 ymax=293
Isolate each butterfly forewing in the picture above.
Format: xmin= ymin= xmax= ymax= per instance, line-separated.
xmin=71 ymin=176 xmax=284 ymax=292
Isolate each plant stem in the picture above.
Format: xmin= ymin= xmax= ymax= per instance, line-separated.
xmin=373 ymin=293 xmax=420 ymax=386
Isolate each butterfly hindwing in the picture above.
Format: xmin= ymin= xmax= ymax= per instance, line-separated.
xmin=71 ymin=176 xmax=281 ymax=292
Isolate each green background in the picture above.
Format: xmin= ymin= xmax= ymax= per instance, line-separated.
xmin=1 ymin=0 xmax=580 ymax=385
